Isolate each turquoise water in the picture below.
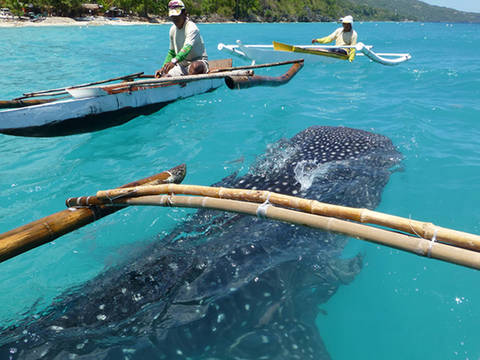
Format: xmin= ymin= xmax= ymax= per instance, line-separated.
xmin=0 ymin=22 xmax=479 ymax=359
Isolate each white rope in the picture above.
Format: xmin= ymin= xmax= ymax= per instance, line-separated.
xmin=164 ymin=194 xmax=174 ymax=207
xmin=427 ymin=228 xmax=438 ymax=258
xmin=256 ymin=192 xmax=272 ymax=218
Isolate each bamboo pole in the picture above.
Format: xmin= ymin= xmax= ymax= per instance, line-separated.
xmin=209 ymin=59 xmax=304 ymax=73
xmin=99 ymin=70 xmax=255 ymax=91
xmin=0 ymin=98 xmax=64 ymax=109
xmin=17 ymin=72 xmax=145 ymax=99
xmin=10 ymin=61 xmax=303 ymax=102
xmin=91 ymin=61 xmax=304 ymax=91
xmin=0 ymin=164 xmax=186 ymax=263
xmin=101 ymin=194 xmax=480 ymax=271
xmin=90 ymin=184 xmax=480 ymax=252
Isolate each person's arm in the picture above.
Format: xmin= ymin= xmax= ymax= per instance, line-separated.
xmin=174 ymin=44 xmax=193 ymax=63
xmin=156 ymin=27 xmax=177 ymax=77
xmin=312 ymin=29 xmax=338 ymax=44
xmin=174 ymin=23 xmax=199 ymax=62
xmin=162 ymin=49 xmax=176 ymax=66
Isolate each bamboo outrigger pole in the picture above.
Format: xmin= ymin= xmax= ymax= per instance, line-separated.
xmin=0 ymin=164 xmax=186 ymax=263
xmin=209 ymin=59 xmax=305 ymax=73
xmin=16 ymin=72 xmax=145 ymax=99
xmin=0 ymin=98 xmax=62 ymax=109
xmin=3 ymin=176 xmax=479 ymax=270
xmin=225 ymin=62 xmax=304 ymax=90
xmin=88 ymin=184 xmax=480 ymax=252
xmin=98 ymin=194 xmax=480 ymax=271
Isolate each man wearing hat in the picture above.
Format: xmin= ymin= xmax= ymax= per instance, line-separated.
xmin=156 ymin=0 xmax=208 ymax=77
xmin=311 ymin=15 xmax=358 ymax=62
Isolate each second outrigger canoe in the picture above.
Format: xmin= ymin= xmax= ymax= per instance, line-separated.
xmin=218 ymin=40 xmax=412 ymax=66
xmin=0 ymin=59 xmax=303 ymax=137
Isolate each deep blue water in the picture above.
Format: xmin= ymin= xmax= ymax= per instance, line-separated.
xmin=0 ymin=22 xmax=479 ymax=359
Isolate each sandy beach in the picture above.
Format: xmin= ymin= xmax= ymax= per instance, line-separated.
xmin=0 ymin=16 xmax=168 ymax=27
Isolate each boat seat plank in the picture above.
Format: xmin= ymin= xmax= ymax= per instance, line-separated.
xmin=208 ymin=59 xmax=233 ymax=72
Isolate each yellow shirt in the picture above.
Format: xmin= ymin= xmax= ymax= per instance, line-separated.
xmin=320 ymin=28 xmax=358 ymax=46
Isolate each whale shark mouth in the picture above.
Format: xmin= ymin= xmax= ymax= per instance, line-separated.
xmin=0 ymin=126 xmax=402 ymax=360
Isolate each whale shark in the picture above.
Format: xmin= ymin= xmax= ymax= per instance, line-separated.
xmin=0 ymin=126 xmax=402 ymax=360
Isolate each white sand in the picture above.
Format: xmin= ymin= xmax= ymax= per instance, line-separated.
xmin=0 ymin=16 xmax=167 ymax=27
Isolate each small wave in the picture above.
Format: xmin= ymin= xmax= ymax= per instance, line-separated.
xmin=293 ymin=160 xmax=331 ymax=192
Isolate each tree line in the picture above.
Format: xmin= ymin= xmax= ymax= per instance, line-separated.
xmin=1 ymin=0 xmax=408 ymax=21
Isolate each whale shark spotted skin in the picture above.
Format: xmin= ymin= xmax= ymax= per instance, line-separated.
xmin=0 ymin=126 xmax=402 ymax=360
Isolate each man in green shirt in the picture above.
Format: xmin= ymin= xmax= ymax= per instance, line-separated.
xmin=155 ymin=0 xmax=209 ymax=77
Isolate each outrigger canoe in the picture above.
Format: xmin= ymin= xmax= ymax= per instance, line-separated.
xmin=0 ymin=59 xmax=303 ymax=137
xmin=218 ymin=40 xmax=412 ymax=66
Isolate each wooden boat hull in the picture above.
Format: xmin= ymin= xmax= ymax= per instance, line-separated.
xmin=0 ymin=78 xmax=223 ymax=137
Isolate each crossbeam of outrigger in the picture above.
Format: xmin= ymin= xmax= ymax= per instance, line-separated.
xmin=1 ymin=166 xmax=480 ymax=270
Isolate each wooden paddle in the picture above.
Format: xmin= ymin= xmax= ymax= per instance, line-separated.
xmin=0 ymin=164 xmax=186 ymax=263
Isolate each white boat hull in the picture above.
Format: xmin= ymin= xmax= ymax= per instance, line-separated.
xmin=0 ymin=78 xmax=224 ymax=137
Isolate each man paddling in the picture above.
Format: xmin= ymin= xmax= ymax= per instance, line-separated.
xmin=155 ymin=0 xmax=209 ymax=78
xmin=311 ymin=15 xmax=358 ymax=62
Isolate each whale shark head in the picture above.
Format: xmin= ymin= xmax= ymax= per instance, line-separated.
xmin=0 ymin=126 xmax=402 ymax=360
xmin=235 ymin=125 xmax=400 ymax=206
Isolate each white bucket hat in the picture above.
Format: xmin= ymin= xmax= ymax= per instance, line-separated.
xmin=340 ymin=15 xmax=353 ymax=24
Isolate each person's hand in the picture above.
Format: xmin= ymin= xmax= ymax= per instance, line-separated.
xmin=311 ymin=39 xmax=317 ymax=44
xmin=162 ymin=62 xmax=176 ymax=75
xmin=155 ymin=62 xmax=176 ymax=78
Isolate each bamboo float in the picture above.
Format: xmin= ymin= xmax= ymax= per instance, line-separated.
xmin=103 ymin=194 xmax=480 ymax=271
xmin=225 ymin=62 xmax=304 ymax=89
xmin=0 ymin=164 xmax=186 ymax=263
xmin=88 ymin=184 xmax=480 ymax=252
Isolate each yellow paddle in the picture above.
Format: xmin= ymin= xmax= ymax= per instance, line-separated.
xmin=273 ymin=41 xmax=348 ymax=60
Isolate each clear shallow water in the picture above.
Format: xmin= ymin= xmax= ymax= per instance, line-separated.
xmin=0 ymin=22 xmax=479 ymax=359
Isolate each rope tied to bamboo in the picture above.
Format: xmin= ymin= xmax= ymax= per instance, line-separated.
xmin=256 ymin=192 xmax=272 ymax=218
xmin=427 ymin=228 xmax=438 ymax=258
xmin=163 ymin=194 xmax=174 ymax=207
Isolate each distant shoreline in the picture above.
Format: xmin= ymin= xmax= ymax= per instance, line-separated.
xmin=0 ymin=15 xmax=477 ymax=28
xmin=0 ymin=16 xmax=170 ymax=28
